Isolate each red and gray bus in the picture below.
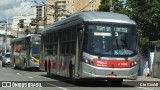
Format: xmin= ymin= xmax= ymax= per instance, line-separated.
xmin=40 ymin=12 xmax=139 ymax=84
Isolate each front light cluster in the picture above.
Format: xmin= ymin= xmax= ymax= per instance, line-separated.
xmin=83 ymin=59 xmax=94 ymax=65
xmin=6 ymin=58 xmax=10 ymax=61
xmin=131 ymin=60 xmax=138 ymax=67
xmin=31 ymin=58 xmax=39 ymax=63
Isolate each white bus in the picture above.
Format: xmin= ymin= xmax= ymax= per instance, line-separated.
xmin=40 ymin=12 xmax=139 ymax=84
xmin=11 ymin=34 xmax=41 ymax=69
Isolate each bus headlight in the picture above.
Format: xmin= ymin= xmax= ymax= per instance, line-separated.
xmin=31 ymin=58 xmax=34 ymax=62
xmin=31 ymin=58 xmax=33 ymax=61
xmin=82 ymin=59 xmax=94 ymax=65
xmin=31 ymin=58 xmax=40 ymax=63
xmin=85 ymin=59 xmax=89 ymax=63
xmin=131 ymin=60 xmax=138 ymax=67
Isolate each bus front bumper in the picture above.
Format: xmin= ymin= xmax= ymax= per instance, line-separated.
xmin=29 ymin=61 xmax=39 ymax=68
xmin=80 ymin=62 xmax=138 ymax=80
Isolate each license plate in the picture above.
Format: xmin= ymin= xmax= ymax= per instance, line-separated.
xmin=107 ymin=74 xmax=117 ymax=78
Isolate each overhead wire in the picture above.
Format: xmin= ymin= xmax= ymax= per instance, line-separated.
xmin=79 ymin=0 xmax=96 ymax=12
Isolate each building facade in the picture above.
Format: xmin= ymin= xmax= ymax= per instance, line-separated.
xmin=12 ymin=15 xmax=36 ymax=37
xmin=0 ymin=26 xmax=12 ymax=52
xmin=11 ymin=1 xmax=46 ymax=38
xmin=47 ymin=0 xmax=101 ymax=24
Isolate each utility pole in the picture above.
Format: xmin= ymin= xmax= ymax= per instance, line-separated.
xmin=0 ymin=20 xmax=8 ymax=54
xmin=31 ymin=3 xmax=46 ymax=34
xmin=4 ymin=23 xmax=7 ymax=54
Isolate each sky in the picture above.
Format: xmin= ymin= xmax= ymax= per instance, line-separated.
xmin=0 ymin=0 xmax=46 ymax=22
xmin=0 ymin=0 xmax=127 ymax=23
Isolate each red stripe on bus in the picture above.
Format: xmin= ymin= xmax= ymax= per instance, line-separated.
xmin=93 ymin=59 xmax=131 ymax=68
xmin=51 ymin=60 xmax=56 ymax=69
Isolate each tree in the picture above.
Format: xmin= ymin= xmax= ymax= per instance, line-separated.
xmin=98 ymin=0 xmax=127 ymax=13
xmin=99 ymin=0 xmax=110 ymax=11
xmin=98 ymin=0 xmax=160 ymax=49
xmin=126 ymin=0 xmax=160 ymax=49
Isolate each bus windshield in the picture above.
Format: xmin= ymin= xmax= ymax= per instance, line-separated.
xmin=32 ymin=42 xmax=40 ymax=58
xmin=85 ymin=23 xmax=137 ymax=56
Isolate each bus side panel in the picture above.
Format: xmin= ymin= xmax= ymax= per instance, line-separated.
xmin=50 ymin=55 xmax=57 ymax=74
xmin=12 ymin=52 xmax=21 ymax=67
xmin=59 ymin=56 xmax=71 ymax=77
xmin=39 ymin=35 xmax=45 ymax=71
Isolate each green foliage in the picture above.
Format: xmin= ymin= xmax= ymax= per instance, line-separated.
xmin=98 ymin=0 xmax=126 ymax=13
xmin=99 ymin=0 xmax=109 ymax=11
xmin=137 ymin=30 xmax=150 ymax=49
xmin=126 ymin=0 xmax=160 ymax=48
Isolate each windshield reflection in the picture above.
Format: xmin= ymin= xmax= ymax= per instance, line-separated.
xmin=84 ymin=23 xmax=137 ymax=56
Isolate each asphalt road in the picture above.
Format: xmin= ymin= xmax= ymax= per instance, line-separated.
xmin=0 ymin=61 xmax=159 ymax=90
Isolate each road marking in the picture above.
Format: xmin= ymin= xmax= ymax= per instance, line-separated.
xmin=28 ymin=76 xmax=33 ymax=78
xmin=137 ymin=87 xmax=154 ymax=90
xmin=45 ymin=82 xmax=69 ymax=90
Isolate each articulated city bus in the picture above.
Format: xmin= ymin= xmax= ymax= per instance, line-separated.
xmin=11 ymin=34 xmax=41 ymax=69
xmin=40 ymin=12 xmax=139 ymax=83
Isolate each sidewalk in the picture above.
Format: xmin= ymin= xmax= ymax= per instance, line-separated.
xmin=136 ymin=76 xmax=160 ymax=81
xmin=124 ymin=76 xmax=160 ymax=81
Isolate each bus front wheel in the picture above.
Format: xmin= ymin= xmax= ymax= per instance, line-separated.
xmin=45 ymin=61 xmax=47 ymax=72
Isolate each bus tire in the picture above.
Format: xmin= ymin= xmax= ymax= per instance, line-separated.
xmin=47 ymin=60 xmax=51 ymax=77
xmin=45 ymin=61 xmax=47 ymax=72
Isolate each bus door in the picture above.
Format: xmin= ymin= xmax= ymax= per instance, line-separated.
xmin=74 ymin=36 xmax=79 ymax=77
xmin=74 ymin=27 xmax=84 ymax=77
xmin=26 ymin=38 xmax=30 ymax=67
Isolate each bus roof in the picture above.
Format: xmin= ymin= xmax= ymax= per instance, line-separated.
xmin=42 ymin=12 xmax=136 ymax=34
xmin=11 ymin=34 xmax=41 ymax=43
